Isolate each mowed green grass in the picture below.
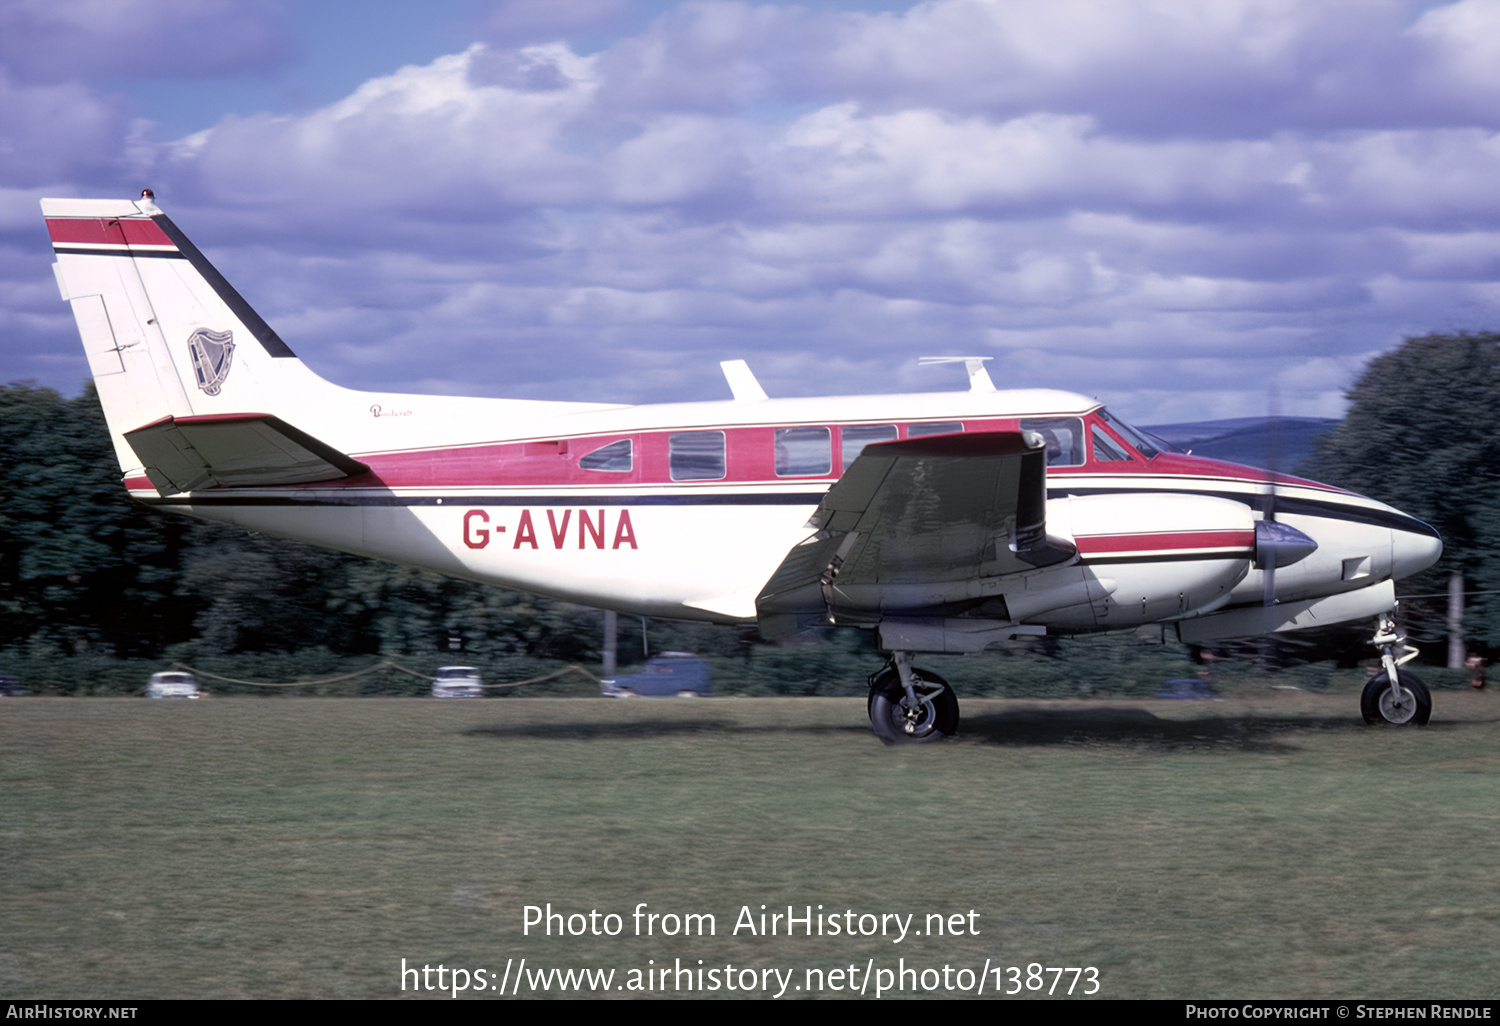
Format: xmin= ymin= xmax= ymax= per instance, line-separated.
xmin=2 ymin=691 xmax=1498 ymax=1000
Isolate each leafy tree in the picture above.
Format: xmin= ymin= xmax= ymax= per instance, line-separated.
xmin=1302 ymin=333 xmax=1500 ymax=652
xmin=0 ymin=382 xmax=193 ymax=656
xmin=178 ymin=524 xmax=364 ymax=655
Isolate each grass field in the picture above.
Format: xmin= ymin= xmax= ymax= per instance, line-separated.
xmin=2 ymin=688 xmax=1498 ymax=1000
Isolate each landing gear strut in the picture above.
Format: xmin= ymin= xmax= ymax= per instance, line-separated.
xmin=1362 ymin=610 xmax=1430 ymax=726
xmin=867 ymin=652 xmax=959 ymax=744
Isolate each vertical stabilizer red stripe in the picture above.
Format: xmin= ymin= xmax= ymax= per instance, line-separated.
xmin=46 ymin=217 xmax=175 ymax=248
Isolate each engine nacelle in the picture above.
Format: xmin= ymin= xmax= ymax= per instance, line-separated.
xmin=1035 ymin=492 xmax=1255 ymax=629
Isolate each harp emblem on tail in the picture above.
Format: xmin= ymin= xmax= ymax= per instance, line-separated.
xmin=186 ymin=328 xmax=235 ymax=395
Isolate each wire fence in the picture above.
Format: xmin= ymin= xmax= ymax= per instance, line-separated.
xmin=170 ymin=660 xmax=602 ymax=690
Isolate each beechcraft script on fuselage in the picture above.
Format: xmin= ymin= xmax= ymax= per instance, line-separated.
xmin=41 ymin=192 xmax=1444 ymax=742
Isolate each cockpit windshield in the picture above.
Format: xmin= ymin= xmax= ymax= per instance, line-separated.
xmin=1095 ymin=408 xmax=1160 ymax=459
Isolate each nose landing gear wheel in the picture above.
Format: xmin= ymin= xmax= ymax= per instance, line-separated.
xmin=1361 ymin=669 xmax=1431 ymax=726
xmin=868 ymin=667 xmax=959 ymax=744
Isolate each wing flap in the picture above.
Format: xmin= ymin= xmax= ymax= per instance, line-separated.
xmin=757 ymin=431 xmax=1074 ymax=629
xmin=123 ymin=414 xmax=370 ymax=495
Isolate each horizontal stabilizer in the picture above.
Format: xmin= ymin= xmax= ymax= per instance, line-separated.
xmin=123 ymin=414 xmax=370 ymax=495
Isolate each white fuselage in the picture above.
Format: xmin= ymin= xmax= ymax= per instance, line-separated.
xmin=128 ymin=386 xmax=1439 ymax=639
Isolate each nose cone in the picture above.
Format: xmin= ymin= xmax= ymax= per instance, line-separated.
xmin=1392 ymin=523 xmax=1443 ymax=580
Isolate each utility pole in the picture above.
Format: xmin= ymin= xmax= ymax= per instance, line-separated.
xmin=1448 ymin=568 xmax=1465 ymax=669
xmin=603 ymin=609 xmax=618 ymax=676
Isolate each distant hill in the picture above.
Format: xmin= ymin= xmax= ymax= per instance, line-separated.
xmin=1142 ymin=416 xmax=1339 ymax=471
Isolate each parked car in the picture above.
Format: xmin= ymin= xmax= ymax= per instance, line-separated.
xmin=1155 ymin=675 xmax=1220 ymax=700
xmin=145 ymin=671 xmax=202 ymax=699
xmin=432 ymin=666 xmax=484 ymax=698
xmin=601 ymin=653 xmax=712 ymax=697
xmin=0 ymin=670 xmax=28 ymax=696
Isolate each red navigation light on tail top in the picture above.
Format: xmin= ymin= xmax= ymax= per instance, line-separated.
xmin=42 ymin=193 xmax=1444 ymax=742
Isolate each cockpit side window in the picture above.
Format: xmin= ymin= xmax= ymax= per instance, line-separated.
xmin=1096 ymin=408 xmax=1159 ymax=459
xmin=1091 ymin=424 xmax=1132 ymax=462
xmin=1020 ymin=417 xmax=1084 ymax=467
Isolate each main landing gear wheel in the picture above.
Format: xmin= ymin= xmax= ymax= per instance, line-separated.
xmin=868 ymin=667 xmax=959 ymax=745
xmin=1361 ymin=670 xmax=1431 ymax=726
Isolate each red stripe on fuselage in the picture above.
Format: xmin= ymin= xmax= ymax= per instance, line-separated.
xmin=47 ymin=217 xmax=174 ymax=248
xmin=323 ymin=421 xmax=1340 ymax=493
xmin=1075 ymin=530 xmax=1255 ymax=555
xmin=115 ymin=413 xmax=1345 ymax=497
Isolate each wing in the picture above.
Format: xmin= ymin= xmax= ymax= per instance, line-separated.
xmin=756 ymin=432 xmax=1075 ymax=635
xmin=124 ymin=413 xmax=370 ymax=495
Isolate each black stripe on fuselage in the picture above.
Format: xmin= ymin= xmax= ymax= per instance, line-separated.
xmin=1050 ymin=486 xmax=1439 ymax=538
xmin=138 ymin=491 xmax=829 ymax=508
xmin=134 ymin=482 xmax=1438 ymax=541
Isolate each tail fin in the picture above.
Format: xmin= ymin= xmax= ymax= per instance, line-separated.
xmin=43 ymin=192 xmax=356 ymax=490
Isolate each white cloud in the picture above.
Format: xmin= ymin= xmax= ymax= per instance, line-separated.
xmin=607 ymin=115 xmax=751 ymax=205
xmin=819 ymin=0 xmax=1500 ymax=134
xmin=1409 ymin=0 xmax=1500 ymax=93
xmin=6 ymin=1 xmax=1500 ymax=423
xmin=156 ymin=45 xmax=607 ymax=219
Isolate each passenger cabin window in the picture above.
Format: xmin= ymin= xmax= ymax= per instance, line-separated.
xmin=840 ymin=424 xmax=898 ymax=470
xmin=579 ymin=439 xmax=632 ymax=472
xmin=775 ymin=427 xmax=832 ymax=476
xmin=907 ymin=421 xmax=964 ymax=438
xmin=669 ymin=431 xmax=726 ymax=481
xmin=1091 ymin=424 xmax=1132 ymax=462
xmin=1019 ymin=417 xmax=1084 ymax=467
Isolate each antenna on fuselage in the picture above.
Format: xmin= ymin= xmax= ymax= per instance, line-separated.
xmin=918 ymin=356 xmax=996 ymax=393
xmin=720 ymin=359 xmax=768 ymax=402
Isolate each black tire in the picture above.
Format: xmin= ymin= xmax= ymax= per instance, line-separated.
xmin=867 ymin=667 xmax=959 ymax=744
xmin=1361 ymin=669 xmax=1431 ymax=726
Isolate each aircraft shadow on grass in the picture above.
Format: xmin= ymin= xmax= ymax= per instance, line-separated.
xmin=956 ymin=707 xmax=1365 ymax=752
xmin=461 ymin=708 xmax=1421 ymax=752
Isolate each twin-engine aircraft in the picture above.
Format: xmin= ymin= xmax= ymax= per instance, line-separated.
xmin=42 ymin=192 xmax=1443 ymax=742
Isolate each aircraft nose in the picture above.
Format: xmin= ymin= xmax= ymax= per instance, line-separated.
xmin=1391 ymin=524 xmax=1443 ymax=580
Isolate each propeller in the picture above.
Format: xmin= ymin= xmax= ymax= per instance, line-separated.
xmin=1253 ymin=388 xmax=1317 ymax=655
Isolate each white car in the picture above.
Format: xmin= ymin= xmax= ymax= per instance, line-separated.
xmin=432 ymin=666 xmax=484 ymax=698
xmin=145 ymin=671 xmax=202 ymax=699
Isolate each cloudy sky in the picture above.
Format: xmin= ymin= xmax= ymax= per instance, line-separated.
xmin=4 ymin=0 xmax=1499 ymax=424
